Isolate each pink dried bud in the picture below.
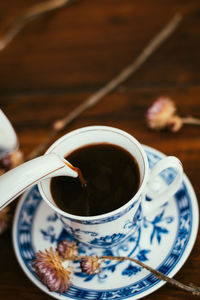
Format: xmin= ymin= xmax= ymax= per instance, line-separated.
xmin=57 ymin=240 xmax=78 ymax=260
xmin=0 ymin=155 xmax=12 ymax=171
xmin=167 ymin=115 xmax=183 ymax=132
xmin=80 ymin=255 xmax=101 ymax=275
xmin=33 ymin=247 xmax=72 ymax=294
xmin=0 ymin=150 xmax=24 ymax=171
xmin=0 ymin=207 xmax=11 ymax=234
xmin=146 ymin=97 xmax=176 ymax=130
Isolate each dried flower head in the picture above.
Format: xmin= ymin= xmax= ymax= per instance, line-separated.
xmin=0 ymin=155 xmax=12 ymax=171
xmin=80 ymin=255 xmax=101 ymax=275
xmin=57 ymin=240 xmax=78 ymax=260
xmin=146 ymin=97 xmax=176 ymax=130
xmin=33 ymin=247 xmax=72 ymax=294
xmin=0 ymin=150 xmax=24 ymax=171
xmin=0 ymin=206 xmax=11 ymax=234
xmin=167 ymin=115 xmax=183 ymax=132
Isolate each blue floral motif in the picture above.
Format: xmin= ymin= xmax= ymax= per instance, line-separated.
xmin=47 ymin=213 xmax=58 ymax=222
xmin=60 ymin=221 xmax=98 ymax=240
xmin=143 ymin=208 xmax=174 ymax=245
xmin=90 ymin=233 xmax=126 ymax=247
xmin=75 ymin=272 xmax=96 ymax=282
xmin=137 ymin=249 xmax=150 ymax=262
xmin=122 ymin=264 xmax=141 ymax=276
xmin=57 ymin=228 xmax=74 ymax=244
xmin=60 ymin=203 xmax=141 ymax=248
xmin=124 ymin=204 xmax=142 ymax=232
xmin=151 ymin=225 xmax=168 ymax=244
xmin=40 ymin=226 xmax=57 ymax=243
xmin=103 ymin=248 xmax=114 ymax=257
xmin=75 ymin=269 xmax=109 ymax=283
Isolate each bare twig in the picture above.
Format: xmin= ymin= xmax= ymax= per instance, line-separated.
xmin=182 ymin=116 xmax=200 ymax=125
xmin=76 ymin=255 xmax=200 ymax=296
xmin=53 ymin=13 xmax=182 ymax=131
xmin=100 ymin=256 xmax=200 ymax=296
xmin=0 ymin=0 xmax=76 ymax=51
xmin=27 ymin=13 xmax=183 ymax=160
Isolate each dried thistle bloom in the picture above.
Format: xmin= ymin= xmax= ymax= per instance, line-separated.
xmin=0 ymin=207 xmax=11 ymax=234
xmin=0 ymin=150 xmax=24 ymax=171
xmin=80 ymin=255 xmax=101 ymax=275
xmin=33 ymin=247 xmax=72 ymax=294
xmin=57 ymin=240 xmax=78 ymax=260
xmin=167 ymin=115 xmax=183 ymax=132
xmin=0 ymin=155 xmax=12 ymax=171
xmin=146 ymin=97 xmax=176 ymax=130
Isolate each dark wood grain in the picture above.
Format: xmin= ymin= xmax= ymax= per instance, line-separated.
xmin=0 ymin=0 xmax=200 ymax=299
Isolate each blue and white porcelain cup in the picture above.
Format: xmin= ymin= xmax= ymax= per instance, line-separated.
xmin=38 ymin=126 xmax=183 ymax=248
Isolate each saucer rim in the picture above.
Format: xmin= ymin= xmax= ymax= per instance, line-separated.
xmin=12 ymin=145 xmax=199 ymax=300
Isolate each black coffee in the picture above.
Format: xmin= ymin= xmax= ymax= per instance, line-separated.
xmin=50 ymin=143 xmax=140 ymax=216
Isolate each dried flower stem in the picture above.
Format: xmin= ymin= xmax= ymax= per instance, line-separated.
xmin=182 ymin=116 xmax=200 ymax=125
xmin=27 ymin=13 xmax=183 ymax=160
xmin=34 ymin=241 xmax=200 ymax=296
xmin=77 ymin=255 xmax=200 ymax=296
xmin=0 ymin=0 xmax=76 ymax=51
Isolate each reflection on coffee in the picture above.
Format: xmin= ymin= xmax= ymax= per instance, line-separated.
xmin=50 ymin=143 xmax=140 ymax=216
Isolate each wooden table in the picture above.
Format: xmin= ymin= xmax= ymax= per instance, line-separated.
xmin=0 ymin=0 xmax=200 ymax=299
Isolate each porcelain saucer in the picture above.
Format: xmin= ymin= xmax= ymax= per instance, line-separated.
xmin=12 ymin=145 xmax=199 ymax=299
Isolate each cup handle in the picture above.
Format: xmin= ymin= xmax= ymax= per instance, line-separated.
xmin=143 ymin=156 xmax=183 ymax=214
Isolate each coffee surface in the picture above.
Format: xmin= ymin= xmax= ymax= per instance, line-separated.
xmin=51 ymin=143 xmax=140 ymax=216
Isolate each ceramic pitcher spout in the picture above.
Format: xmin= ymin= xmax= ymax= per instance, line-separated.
xmin=0 ymin=153 xmax=78 ymax=210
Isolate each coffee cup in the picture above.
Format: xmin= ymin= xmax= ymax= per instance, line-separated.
xmin=38 ymin=126 xmax=183 ymax=248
